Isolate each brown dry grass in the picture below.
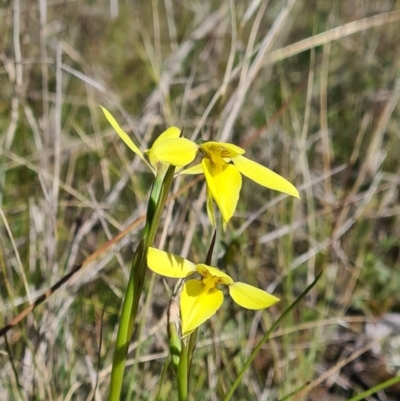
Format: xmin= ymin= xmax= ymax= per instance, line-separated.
xmin=1 ymin=1 xmax=400 ymax=400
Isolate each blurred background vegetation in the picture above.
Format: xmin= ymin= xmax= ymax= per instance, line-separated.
xmin=1 ymin=0 xmax=400 ymax=400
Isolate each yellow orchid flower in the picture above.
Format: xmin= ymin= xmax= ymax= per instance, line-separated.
xmin=101 ymin=106 xmax=198 ymax=175
xmin=147 ymin=247 xmax=279 ymax=337
xmin=181 ymin=141 xmax=300 ymax=228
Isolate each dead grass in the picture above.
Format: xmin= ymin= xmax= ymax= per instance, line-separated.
xmin=1 ymin=0 xmax=400 ymax=400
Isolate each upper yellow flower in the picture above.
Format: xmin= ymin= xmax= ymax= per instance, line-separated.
xmin=181 ymin=141 xmax=300 ymax=228
xmin=101 ymin=106 xmax=198 ymax=175
xmin=147 ymin=247 xmax=279 ymax=337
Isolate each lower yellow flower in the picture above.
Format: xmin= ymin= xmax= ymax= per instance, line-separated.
xmin=147 ymin=247 xmax=279 ymax=337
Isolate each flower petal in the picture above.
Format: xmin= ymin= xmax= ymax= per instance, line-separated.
xmin=152 ymin=138 xmax=198 ymax=167
xmin=196 ymin=264 xmax=233 ymax=284
xmin=153 ymin=126 xmax=181 ymax=145
xmin=229 ymin=282 xmax=280 ymax=310
xmin=179 ymin=163 xmax=204 ymax=175
xmin=100 ymin=106 xmax=146 ymax=164
xmin=181 ymin=280 xmax=223 ymax=336
xmin=206 ymin=190 xmax=216 ymax=227
xmin=147 ymin=127 xmax=181 ymax=167
xmin=202 ymin=159 xmax=242 ymax=225
xmin=232 ymin=155 xmax=299 ymax=199
xmin=147 ymin=247 xmax=195 ymax=278
xmin=201 ymin=141 xmax=245 ymax=158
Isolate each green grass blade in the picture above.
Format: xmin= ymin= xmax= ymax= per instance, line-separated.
xmin=223 ymin=270 xmax=325 ymax=401
xmin=345 ymin=375 xmax=400 ymax=401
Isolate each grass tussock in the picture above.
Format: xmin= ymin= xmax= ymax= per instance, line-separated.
xmin=1 ymin=0 xmax=400 ymax=400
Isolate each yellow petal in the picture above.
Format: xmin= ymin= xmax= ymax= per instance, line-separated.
xmin=200 ymin=141 xmax=245 ymax=159
xmin=196 ymin=264 xmax=234 ymax=284
xmin=206 ymin=190 xmax=216 ymax=227
xmin=181 ymin=280 xmax=223 ymax=336
xmin=147 ymin=127 xmax=181 ymax=167
xmin=147 ymin=247 xmax=195 ymax=278
xmin=100 ymin=106 xmax=146 ymax=164
xmin=232 ymin=155 xmax=299 ymax=198
xmin=179 ymin=163 xmax=204 ymax=175
xmin=152 ymin=138 xmax=198 ymax=167
xmin=229 ymin=282 xmax=280 ymax=310
xmin=153 ymin=126 xmax=181 ymax=146
xmin=202 ymin=159 xmax=242 ymax=225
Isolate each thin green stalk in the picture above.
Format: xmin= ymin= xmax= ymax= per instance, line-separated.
xmin=168 ymin=297 xmax=182 ymax=374
xmin=223 ymin=270 xmax=325 ymax=401
xmin=345 ymin=376 xmax=400 ymax=401
xmin=177 ymin=338 xmax=189 ymax=401
xmin=186 ymin=328 xmax=197 ymax=379
xmin=108 ymin=164 xmax=175 ymax=401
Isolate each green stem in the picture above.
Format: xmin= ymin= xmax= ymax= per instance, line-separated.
xmin=345 ymin=375 xmax=400 ymax=401
xmin=177 ymin=338 xmax=189 ymax=401
xmin=108 ymin=165 xmax=175 ymax=401
xmin=186 ymin=328 xmax=197 ymax=380
xmin=168 ymin=297 xmax=182 ymax=375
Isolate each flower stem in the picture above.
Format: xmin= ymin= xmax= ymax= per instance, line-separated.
xmin=177 ymin=338 xmax=189 ymax=401
xmin=108 ymin=164 xmax=175 ymax=401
